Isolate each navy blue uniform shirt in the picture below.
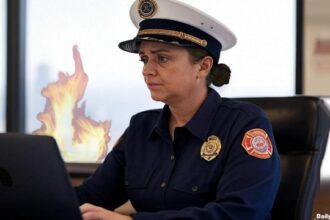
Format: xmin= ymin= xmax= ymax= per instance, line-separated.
xmin=76 ymin=88 xmax=281 ymax=220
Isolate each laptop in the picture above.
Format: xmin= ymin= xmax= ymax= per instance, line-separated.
xmin=0 ymin=133 xmax=83 ymax=220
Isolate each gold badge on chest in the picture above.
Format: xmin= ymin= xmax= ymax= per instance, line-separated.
xmin=200 ymin=135 xmax=221 ymax=161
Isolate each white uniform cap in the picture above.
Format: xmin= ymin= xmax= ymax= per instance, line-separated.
xmin=118 ymin=0 xmax=237 ymax=63
xmin=130 ymin=0 xmax=237 ymax=51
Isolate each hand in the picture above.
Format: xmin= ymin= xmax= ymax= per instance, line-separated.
xmin=114 ymin=200 xmax=136 ymax=216
xmin=80 ymin=203 xmax=133 ymax=220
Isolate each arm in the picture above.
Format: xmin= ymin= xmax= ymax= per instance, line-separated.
xmin=75 ymin=131 xmax=128 ymax=211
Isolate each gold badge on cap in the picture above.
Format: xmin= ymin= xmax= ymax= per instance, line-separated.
xmin=138 ymin=0 xmax=158 ymax=19
xmin=200 ymin=135 xmax=221 ymax=161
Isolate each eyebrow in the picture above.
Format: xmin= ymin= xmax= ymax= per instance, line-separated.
xmin=139 ymin=48 xmax=171 ymax=55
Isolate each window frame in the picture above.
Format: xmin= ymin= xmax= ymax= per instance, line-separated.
xmin=6 ymin=0 xmax=26 ymax=132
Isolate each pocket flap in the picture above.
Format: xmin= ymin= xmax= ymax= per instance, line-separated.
xmin=125 ymin=167 xmax=154 ymax=189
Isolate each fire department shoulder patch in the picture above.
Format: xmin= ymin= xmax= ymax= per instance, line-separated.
xmin=241 ymin=128 xmax=273 ymax=159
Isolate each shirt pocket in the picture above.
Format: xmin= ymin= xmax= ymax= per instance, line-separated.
xmin=171 ymin=172 xmax=216 ymax=207
xmin=124 ymin=167 xmax=155 ymax=210
xmin=125 ymin=168 xmax=154 ymax=205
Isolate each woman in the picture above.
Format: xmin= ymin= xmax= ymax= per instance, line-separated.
xmin=76 ymin=0 xmax=281 ymax=219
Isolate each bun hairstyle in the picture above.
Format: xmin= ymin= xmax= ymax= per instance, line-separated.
xmin=187 ymin=47 xmax=231 ymax=87
xmin=209 ymin=63 xmax=231 ymax=87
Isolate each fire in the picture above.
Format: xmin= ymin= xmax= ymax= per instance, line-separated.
xmin=34 ymin=45 xmax=111 ymax=162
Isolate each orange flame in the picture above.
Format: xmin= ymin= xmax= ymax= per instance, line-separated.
xmin=34 ymin=45 xmax=111 ymax=162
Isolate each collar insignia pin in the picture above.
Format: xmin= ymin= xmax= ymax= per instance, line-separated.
xmin=200 ymin=135 xmax=221 ymax=162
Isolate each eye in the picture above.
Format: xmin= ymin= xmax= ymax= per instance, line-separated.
xmin=139 ymin=56 xmax=148 ymax=64
xmin=158 ymin=55 xmax=168 ymax=63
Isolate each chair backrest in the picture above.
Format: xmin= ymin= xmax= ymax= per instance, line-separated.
xmin=235 ymin=96 xmax=330 ymax=220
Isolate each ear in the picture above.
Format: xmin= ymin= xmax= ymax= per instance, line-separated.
xmin=198 ymin=56 xmax=213 ymax=78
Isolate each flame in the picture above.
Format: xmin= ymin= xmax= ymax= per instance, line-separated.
xmin=34 ymin=45 xmax=111 ymax=162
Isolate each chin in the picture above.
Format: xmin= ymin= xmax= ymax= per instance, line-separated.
xmin=150 ymin=95 xmax=163 ymax=102
xmin=149 ymin=92 xmax=166 ymax=103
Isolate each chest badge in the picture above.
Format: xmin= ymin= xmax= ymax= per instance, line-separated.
xmin=200 ymin=135 xmax=221 ymax=162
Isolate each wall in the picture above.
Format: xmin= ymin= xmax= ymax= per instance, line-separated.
xmin=304 ymin=0 xmax=330 ymax=95
xmin=306 ymin=0 xmax=330 ymax=217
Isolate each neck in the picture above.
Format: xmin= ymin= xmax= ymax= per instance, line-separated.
xmin=169 ymin=87 xmax=208 ymax=135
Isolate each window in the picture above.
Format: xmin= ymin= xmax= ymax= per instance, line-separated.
xmin=0 ymin=0 xmax=6 ymax=132
xmin=26 ymin=0 xmax=297 ymax=162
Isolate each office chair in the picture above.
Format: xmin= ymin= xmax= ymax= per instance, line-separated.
xmin=236 ymin=96 xmax=330 ymax=220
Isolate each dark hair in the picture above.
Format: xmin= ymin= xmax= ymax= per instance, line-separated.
xmin=186 ymin=47 xmax=231 ymax=87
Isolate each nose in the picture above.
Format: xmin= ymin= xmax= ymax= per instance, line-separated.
xmin=142 ymin=60 xmax=157 ymax=76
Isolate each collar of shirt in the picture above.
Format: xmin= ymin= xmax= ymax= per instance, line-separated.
xmin=150 ymin=88 xmax=222 ymax=142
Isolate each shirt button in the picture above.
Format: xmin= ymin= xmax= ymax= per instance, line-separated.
xmin=170 ymin=155 xmax=175 ymax=161
xmin=160 ymin=182 xmax=167 ymax=188
xmin=191 ymin=185 xmax=199 ymax=192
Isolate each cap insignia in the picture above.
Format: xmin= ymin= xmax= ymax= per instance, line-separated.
xmin=241 ymin=128 xmax=273 ymax=159
xmin=138 ymin=0 xmax=158 ymax=19
xmin=200 ymin=135 xmax=221 ymax=162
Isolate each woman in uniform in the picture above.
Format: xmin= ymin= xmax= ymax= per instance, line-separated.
xmin=76 ymin=0 xmax=281 ymax=219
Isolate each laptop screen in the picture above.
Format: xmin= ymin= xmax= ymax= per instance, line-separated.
xmin=0 ymin=133 xmax=82 ymax=220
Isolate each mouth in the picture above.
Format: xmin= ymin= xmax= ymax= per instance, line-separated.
xmin=146 ymin=83 xmax=162 ymax=89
